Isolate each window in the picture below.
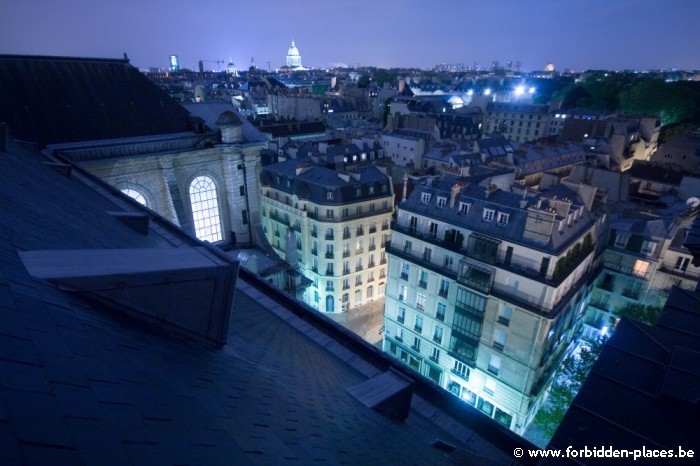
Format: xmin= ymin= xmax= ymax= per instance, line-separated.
xmin=433 ymin=326 xmax=443 ymax=344
xmin=327 ymin=191 xmax=334 ymax=200
xmin=444 ymin=255 xmax=453 ymax=271
xmin=401 ymin=263 xmax=410 ymax=280
xmin=395 ymin=327 xmax=404 ymax=342
xmin=404 ymin=240 xmax=412 ymax=254
xmin=429 ymin=222 xmax=438 ymax=239
xmin=493 ymin=329 xmax=506 ymax=351
xmin=239 ymin=185 xmax=245 ymax=196
xmin=189 ymin=176 xmax=222 ymax=243
xmin=326 ymin=280 xmax=334 ymax=291
xmin=121 ymin=188 xmax=147 ymax=206
xmin=398 ymin=285 xmax=408 ymax=301
xmin=367 ymin=285 xmax=374 ymax=298
xmin=436 ymin=303 xmax=446 ymax=321
xmin=488 ymin=355 xmax=501 ymax=376
xmin=416 ymin=293 xmax=427 ymax=311
xmin=496 ymin=212 xmax=509 ymax=227
xmin=397 ymin=307 xmax=405 ymax=324
xmin=342 ymin=278 xmax=350 ymax=290
xmin=453 ymin=360 xmax=469 ymax=378
xmin=412 ymin=336 xmax=421 ymax=351
xmin=633 ymin=260 xmax=650 ymax=278
xmin=414 ymin=316 xmax=423 ymax=333
xmin=421 ymin=192 xmax=431 ymax=204
xmin=342 ymin=208 xmax=349 ymax=218
xmin=497 ymin=306 xmax=512 ymax=326
xmin=437 ymin=197 xmax=447 ymax=208
xmin=614 ymin=232 xmax=630 ymax=249
xmin=326 ymin=263 xmax=334 ymax=276
xmin=458 ymin=202 xmax=470 ymax=215
xmin=640 ymin=240 xmax=656 ymax=256
xmin=431 ymin=347 xmax=440 ymax=363
xmin=423 ymin=247 xmax=432 ymax=262
xmin=483 ymin=379 xmax=496 ymax=397
xmin=326 ymin=209 xmax=334 ymax=219
xmin=483 ymin=208 xmax=495 ymax=222
xmin=418 ymin=271 xmax=428 ymax=288
xmin=355 ymin=275 xmax=362 ymax=286
xmin=438 ymin=279 xmax=449 ymax=297
xmin=675 ymin=256 xmax=690 ymax=272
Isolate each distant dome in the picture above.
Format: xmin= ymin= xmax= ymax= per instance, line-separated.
xmin=215 ymin=110 xmax=242 ymax=127
xmin=286 ymin=40 xmax=302 ymax=68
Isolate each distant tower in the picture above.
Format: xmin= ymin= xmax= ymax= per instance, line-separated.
xmin=169 ymin=55 xmax=180 ymax=72
xmin=286 ymin=40 xmax=302 ymax=68
xmin=250 ymin=56 xmax=256 ymax=69
xmin=198 ymin=60 xmax=204 ymax=73
xmin=226 ymin=57 xmax=238 ymax=76
xmin=545 ymin=62 xmax=555 ymax=72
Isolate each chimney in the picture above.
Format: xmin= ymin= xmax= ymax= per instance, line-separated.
xmin=216 ymin=111 xmax=243 ymax=144
xmin=449 ymin=183 xmax=463 ymax=208
xmin=402 ymin=174 xmax=409 ymax=203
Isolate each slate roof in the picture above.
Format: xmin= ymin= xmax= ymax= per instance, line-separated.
xmin=182 ymin=102 xmax=266 ymax=143
xmin=627 ymin=162 xmax=684 ymax=186
xmin=545 ymin=288 xmax=700 ymax=464
xmin=0 ymin=137 xmax=535 ymax=465
xmin=261 ymin=158 xmax=393 ymax=206
xmin=402 ymin=181 xmax=594 ymax=254
xmin=0 ymin=55 xmax=192 ymax=148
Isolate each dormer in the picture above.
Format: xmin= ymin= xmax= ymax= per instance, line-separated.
xmin=421 ymin=192 xmax=431 ymax=205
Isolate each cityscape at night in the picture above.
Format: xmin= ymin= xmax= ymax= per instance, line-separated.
xmin=1 ymin=1 xmax=699 ymax=464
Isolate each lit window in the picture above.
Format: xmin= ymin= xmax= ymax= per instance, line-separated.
xmin=121 ymin=188 xmax=147 ymax=206
xmin=189 ymin=176 xmax=222 ymax=243
xmin=633 ymin=260 xmax=649 ymax=278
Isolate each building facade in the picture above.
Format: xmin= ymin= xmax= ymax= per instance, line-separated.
xmin=383 ymin=181 xmax=599 ymax=433
xmin=260 ymin=159 xmax=394 ymax=312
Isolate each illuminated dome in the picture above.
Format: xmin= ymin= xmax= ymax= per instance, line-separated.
xmin=286 ymin=40 xmax=302 ymax=68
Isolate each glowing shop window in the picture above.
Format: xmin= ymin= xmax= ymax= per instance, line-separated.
xmin=121 ymin=188 xmax=147 ymax=206
xmin=189 ymin=176 xmax=223 ymax=243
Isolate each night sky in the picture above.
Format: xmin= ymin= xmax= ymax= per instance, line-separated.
xmin=2 ymin=0 xmax=698 ymax=71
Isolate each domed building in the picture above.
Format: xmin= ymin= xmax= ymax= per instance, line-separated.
xmin=286 ymin=40 xmax=302 ymax=68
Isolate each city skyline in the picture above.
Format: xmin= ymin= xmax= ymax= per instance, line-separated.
xmin=2 ymin=0 xmax=699 ymax=72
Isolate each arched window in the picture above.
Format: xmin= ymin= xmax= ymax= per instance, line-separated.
xmin=121 ymin=188 xmax=147 ymax=206
xmin=189 ymin=176 xmax=223 ymax=243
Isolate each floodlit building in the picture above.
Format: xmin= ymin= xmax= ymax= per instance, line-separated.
xmin=384 ymin=179 xmax=600 ymax=433
xmin=260 ymin=158 xmax=394 ymax=312
xmin=482 ymin=102 xmax=555 ymax=143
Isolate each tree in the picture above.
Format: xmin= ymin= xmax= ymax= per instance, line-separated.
xmin=533 ymin=338 xmax=606 ymax=439
xmin=616 ymin=303 xmax=662 ymax=326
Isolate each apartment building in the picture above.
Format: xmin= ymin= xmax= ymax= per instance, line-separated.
xmin=383 ymin=180 xmax=599 ymax=433
xmin=483 ymin=102 xmax=554 ymax=143
xmin=260 ymin=159 xmax=394 ymax=312
xmin=583 ymin=213 xmax=700 ymax=341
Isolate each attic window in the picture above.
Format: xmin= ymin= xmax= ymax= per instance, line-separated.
xmin=356 ymin=188 xmax=362 ymax=196
xmin=483 ymin=208 xmax=495 ymax=222
xmin=437 ymin=197 xmax=447 ymax=208
xmin=497 ymin=212 xmax=509 ymax=226
xmin=421 ymin=193 xmax=431 ymax=205
xmin=369 ymin=186 xmax=375 ymax=194
xmin=327 ymin=191 xmax=334 ymax=200
xmin=459 ymin=202 xmax=470 ymax=215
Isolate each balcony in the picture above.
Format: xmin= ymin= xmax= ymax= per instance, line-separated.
xmin=603 ymin=261 xmax=649 ymax=280
xmin=311 ymin=249 xmax=318 ymax=256
xmin=342 ymin=283 xmax=350 ymax=290
xmin=343 ymin=231 xmax=351 ymax=240
xmin=369 ymin=226 xmax=377 ymax=234
xmin=325 ymin=252 xmax=334 ymax=259
xmin=411 ymin=344 xmax=421 ymax=352
xmin=355 ymin=265 xmax=363 ymax=272
xmin=397 ymin=315 xmax=405 ymax=324
xmin=343 ymin=268 xmax=351 ymax=275
xmin=311 ymin=266 xmax=318 ymax=273
xmin=493 ymin=342 xmax=504 ymax=352
xmin=433 ymin=336 xmax=442 ymax=345
xmin=325 ymin=233 xmax=334 ymax=241
xmin=430 ymin=355 xmax=439 ymax=363
xmin=343 ymin=250 xmax=351 ymax=258
xmin=325 ymin=269 xmax=334 ymax=276
xmin=418 ymin=280 xmax=427 ymax=289
xmin=380 ymin=257 xmax=387 ymax=265
xmin=356 ymin=247 xmax=364 ymax=255
xmin=293 ymin=224 xmax=302 ymax=232
xmin=356 ymin=228 xmax=365 ymax=237
xmin=400 ymin=272 xmax=409 ymax=280
xmin=368 ymin=261 xmax=376 ymax=268
xmin=438 ymin=288 xmax=449 ymax=298
xmin=457 ymin=258 xmax=494 ymax=294
xmin=326 ymin=285 xmax=334 ymax=292
xmin=311 ymin=229 xmax=317 ymax=238
xmin=269 ymin=211 xmax=290 ymax=226
xmin=369 ymin=244 xmax=376 ymax=251
xmin=382 ymin=223 xmax=389 ymax=231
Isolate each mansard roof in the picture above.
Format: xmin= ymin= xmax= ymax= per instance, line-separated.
xmin=0 ymin=54 xmax=193 ymax=148
xmin=402 ymin=180 xmax=593 ymax=253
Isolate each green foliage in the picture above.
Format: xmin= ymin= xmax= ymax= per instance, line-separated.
xmin=558 ymin=73 xmax=700 ymax=126
xmin=357 ymin=75 xmax=370 ymax=88
xmin=616 ymin=303 xmax=662 ymax=326
xmin=533 ymin=338 xmax=606 ymax=439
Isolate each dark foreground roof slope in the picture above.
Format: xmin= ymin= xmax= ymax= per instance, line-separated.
xmin=0 ymin=55 xmax=192 ymax=148
xmin=545 ymin=287 xmax=700 ymax=465
xmin=0 ymin=140 xmax=534 ymax=463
